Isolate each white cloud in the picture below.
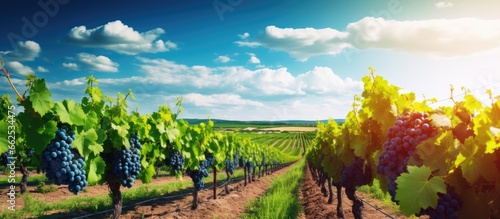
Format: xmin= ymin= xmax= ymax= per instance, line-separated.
xmin=136 ymin=57 xmax=360 ymax=96
xmin=62 ymin=62 xmax=80 ymax=71
xmin=247 ymin=53 xmax=261 ymax=64
xmin=214 ymin=55 xmax=231 ymax=63
xmin=234 ymin=41 xmax=261 ymax=47
xmin=65 ymin=20 xmax=177 ymax=55
xmin=346 ymin=17 xmax=500 ymax=57
xmin=238 ymin=32 xmax=250 ymax=39
xmin=258 ymin=25 xmax=350 ymax=61
xmin=45 ymin=57 xmax=363 ymax=120
xmin=5 ymin=61 xmax=34 ymax=76
xmin=77 ymin=53 xmax=119 ymax=72
xmin=184 ymin=93 xmax=263 ymax=107
xmin=50 ymin=78 xmax=86 ymax=87
xmin=242 ymin=17 xmax=500 ymax=60
xmin=37 ymin=66 xmax=49 ymax=73
xmin=435 ymin=2 xmax=453 ymax=8
xmin=0 ymin=41 xmax=41 ymax=61
xmin=297 ymin=67 xmax=362 ymax=94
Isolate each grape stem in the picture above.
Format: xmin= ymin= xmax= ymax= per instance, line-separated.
xmin=1 ymin=66 xmax=25 ymax=103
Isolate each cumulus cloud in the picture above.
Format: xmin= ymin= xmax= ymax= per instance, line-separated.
xmin=0 ymin=41 xmax=41 ymax=61
xmin=257 ymin=26 xmax=350 ymax=61
xmin=37 ymin=66 xmax=49 ymax=73
xmin=62 ymin=62 xmax=80 ymax=71
xmin=435 ymin=2 xmax=453 ymax=8
xmin=45 ymin=57 xmax=364 ymax=120
xmin=77 ymin=53 xmax=119 ymax=72
xmin=135 ymin=57 xmax=361 ymax=96
xmin=297 ymin=67 xmax=361 ymax=94
xmin=4 ymin=61 xmax=34 ymax=76
xmin=184 ymin=93 xmax=263 ymax=107
xmin=247 ymin=53 xmax=261 ymax=64
xmin=65 ymin=20 xmax=177 ymax=55
xmin=234 ymin=41 xmax=261 ymax=47
xmin=241 ymin=17 xmax=500 ymax=60
xmin=49 ymin=78 xmax=86 ymax=87
xmin=238 ymin=32 xmax=250 ymax=39
xmin=214 ymin=55 xmax=231 ymax=63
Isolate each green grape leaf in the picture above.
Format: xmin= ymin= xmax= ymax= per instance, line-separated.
xmin=416 ymin=131 xmax=459 ymax=175
xmin=54 ymin=100 xmax=86 ymax=126
xmin=0 ymin=120 xmax=8 ymax=154
xmin=35 ymin=120 xmax=58 ymax=152
xmin=110 ymin=122 xmax=130 ymax=148
xmin=19 ymin=113 xmax=57 ymax=156
xmin=29 ymin=79 xmax=53 ymax=116
xmin=351 ymin=134 xmax=367 ymax=159
xmin=84 ymin=111 xmax=99 ymax=130
xmin=457 ymin=137 xmax=499 ymax=183
xmin=485 ymin=138 xmax=500 ymax=154
xmin=73 ymin=128 xmax=104 ymax=157
xmin=463 ymin=94 xmax=483 ymax=113
xmin=139 ymin=164 xmax=156 ymax=184
xmin=87 ymin=156 xmax=105 ymax=185
xmin=395 ymin=166 xmax=446 ymax=215
xmin=166 ymin=127 xmax=180 ymax=142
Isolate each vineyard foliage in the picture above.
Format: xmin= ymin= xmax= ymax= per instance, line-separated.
xmin=0 ymin=74 xmax=297 ymax=182
xmin=0 ymin=66 xmax=298 ymax=217
xmin=307 ymin=67 xmax=500 ymax=218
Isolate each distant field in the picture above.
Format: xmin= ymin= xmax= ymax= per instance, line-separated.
xmin=213 ymin=123 xmax=292 ymax=129
xmin=258 ymin=127 xmax=317 ymax=132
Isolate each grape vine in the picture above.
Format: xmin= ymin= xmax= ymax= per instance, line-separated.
xmin=0 ymin=64 xmax=299 ymax=218
xmin=306 ymin=67 xmax=500 ymax=219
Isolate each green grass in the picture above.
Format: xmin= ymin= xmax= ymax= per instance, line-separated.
xmin=36 ymin=182 xmax=57 ymax=194
xmin=0 ymin=173 xmax=47 ymax=185
xmin=242 ymin=158 xmax=305 ymax=219
xmin=357 ymin=179 xmax=401 ymax=212
xmin=0 ymin=168 xmax=247 ymax=218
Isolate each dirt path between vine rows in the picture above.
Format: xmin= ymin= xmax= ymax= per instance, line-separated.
xmin=298 ymin=163 xmax=411 ymax=219
xmin=108 ymin=164 xmax=294 ymax=219
xmin=0 ymin=172 xmax=185 ymax=210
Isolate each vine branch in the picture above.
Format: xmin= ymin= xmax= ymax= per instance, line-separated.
xmin=1 ymin=65 xmax=25 ymax=103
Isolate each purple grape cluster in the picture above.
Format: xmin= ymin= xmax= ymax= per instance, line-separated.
xmin=187 ymin=154 xmax=214 ymax=190
xmin=42 ymin=128 xmax=88 ymax=195
xmin=109 ymin=134 xmax=142 ymax=188
xmin=167 ymin=149 xmax=184 ymax=175
xmin=340 ymin=157 xmax=372 ymax=187
xmin=418 ymin=193 xmax=461 ymax=219
xmin=224 ymin=158 xmax=237 ymax=175
xmin=376 ymin=112 xmax=437 ymax=200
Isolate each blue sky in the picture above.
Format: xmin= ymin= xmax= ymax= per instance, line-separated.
xmin=1 ymin=0 xmax=500 ymax=120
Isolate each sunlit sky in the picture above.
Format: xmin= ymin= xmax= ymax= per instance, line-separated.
xmin=1 ymin=0 xmax=500 ymax=120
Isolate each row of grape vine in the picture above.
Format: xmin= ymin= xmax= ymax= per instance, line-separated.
xmin=306 ymin=67 xmax=499 ymax=219
xmin=0 ymin=63 xmax=299 ymax=218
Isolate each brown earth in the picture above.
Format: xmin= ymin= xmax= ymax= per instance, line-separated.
xmin=299 ymin=163 xmax=410 ymax=219
xmin=0 ymin=172 xmax=185 ymax=211
xmin=112 ymin=164 xmax=295 ymax=219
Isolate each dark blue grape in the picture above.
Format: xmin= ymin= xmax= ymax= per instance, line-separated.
xmin=224 ymin=158 xmax=236 ymax=175
xmin=167 ymin=150 xmax=184 ymax=175
xmin=1 ymin=152 xmax=14 ymax=167
xmin=187 ymin=155 xmax=214 ymax=190
xmin=418 ymin=192 xmax=461 ymax=219
xmin=41 ymin=128 xmax=87 ymax=195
